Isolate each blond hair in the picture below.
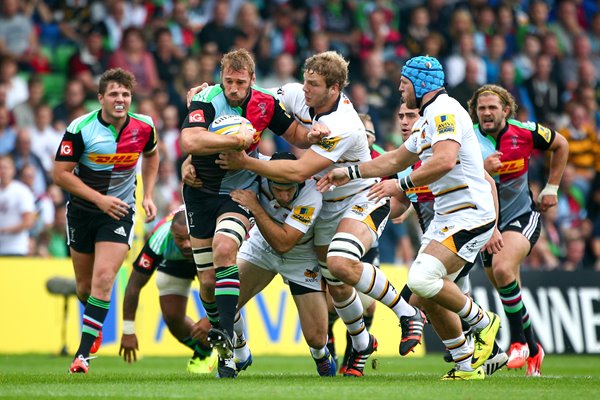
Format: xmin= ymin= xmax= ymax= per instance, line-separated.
xmin=303 ymin=51 xmax=349 ymax=89
xmin=221 ymin=48 xmax=255 ymax=76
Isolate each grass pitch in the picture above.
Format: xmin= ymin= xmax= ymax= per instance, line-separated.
xmin=1 ymin=354 xmax=598 ymax=400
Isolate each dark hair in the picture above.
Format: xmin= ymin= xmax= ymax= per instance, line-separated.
xmin=270 ymin=152 xmax=297 ymax=161
xmin=172 ymin=209 xmax=187 ymax=227
xmin=98 ymin=68 xmax=136 ymax=95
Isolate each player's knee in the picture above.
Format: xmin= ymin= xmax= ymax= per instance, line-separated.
xmin=214 ymin=216 xmax=247 ymax=249
xmin=304 ymin=329 xmax=327 ymax=349
xmin=407 ymin=253 xmax=447 ymax=299
xmin=492 ymin=261 xmax=516 ymax=285
xmin=327 ymin=232 xmax=366 ymax=278
xmin=199 ymin=273 xmax=215 ymax=295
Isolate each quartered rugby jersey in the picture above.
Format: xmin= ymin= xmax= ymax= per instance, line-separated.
xmin=276 ymin=82 xmax=377 ymax=201
xmin=476 ymin=119 xmax=554 ymax=229
xmin=182 ymin=85 xmax=294 ymax=194
xmin=55 ymin=110 xmax=157 ymax=212
xmin=404 ymin=91 xmax=495 ymax=219
xmin=133 ymin=211 xmax=195 ymax=278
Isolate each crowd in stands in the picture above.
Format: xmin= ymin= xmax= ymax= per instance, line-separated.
xmin=0 ymin=0 xmax=599 ymax=271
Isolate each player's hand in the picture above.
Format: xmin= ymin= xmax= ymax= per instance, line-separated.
xmin=368 ymin=179 xmax=400 ymax=202
xmin=231 ymin=189 xmax=259 ymax=211
xmin=190 ymin=318 xmax=211 ymax=346
xmin=537 ymin=193 xmax=557 ymax=212
xmin=119 ymin=334 xmax=139 ymax=363
xmin=307 ymin=123 xmax=329 ymax=144
xmin=216 ymin=151 xmax=248 ymax=170
xmin=186 ymin=82 xmax=209 ymax=108
xmin=142 ymin=197 xmax=157 ymax=223
xmin=182 ymin=160 xmax=203 ymax=188
xmin=482 ymin=227 xmax=504 ymax=255
xmin=233 ymin=120 xmax=256 ymax=151
xmin=316 ymin=167 xmax=351 ymax=192
xmin=98 ymin=195 xmax=130 ymax=220
xmin=484 ymin=151 xmax=503 ymax=174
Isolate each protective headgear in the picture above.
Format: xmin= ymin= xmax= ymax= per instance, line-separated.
xmin=268 ymin=152 xmax=303 ymax=201
xmin=401 ymin=56 xmax=445 ymax=101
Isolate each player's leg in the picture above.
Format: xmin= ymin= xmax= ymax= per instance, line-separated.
xmin=292 ymin=287 xmax=335 ymax=376
xmin=233 ymin=258 xmax=277 ymax=371
xmin=328 ymin=218 xmax=425 ymax=356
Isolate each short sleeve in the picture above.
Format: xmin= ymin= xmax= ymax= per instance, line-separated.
xmin=55 ymin=131 xmax=85 ymax=162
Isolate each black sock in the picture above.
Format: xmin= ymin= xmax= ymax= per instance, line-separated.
xmin=214 ymin=265 xmax=239 ymax=338
xmin=76 ymin=296 xmax=109 ymax=358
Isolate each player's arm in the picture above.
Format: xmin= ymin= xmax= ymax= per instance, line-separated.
xmin=404 ymin=140 xmax=458 ymax=187
xmin=280 ymin=120 xmax=329 ymax=149
xmin=218 ymin=149 xmax=332 ymax=183
xmin=537 ymin=130 xmax=569 ymax=211
xmin=141 ymin=144 xmax=159 ymax=223
xmin=482 ymin=170 xmax=503 ymax=254
xmin=230 ymin=189 xmax=304 ymax=254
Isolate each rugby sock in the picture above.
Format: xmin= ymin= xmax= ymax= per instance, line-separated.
xmin=458 ymin=297 xmax=490 ymax=330
xmin=214 ymin=265 xmax=240 ymax=338
xmin=232 ymin=313 xmax=251 ymax=362
xmin=327 ymin=311 xmax=338 ymax=358
xmin=233 ymin=313 xmax=245 ymax=342
xmin=182 ymin=337 xmax=211 ymax=358
xmin=200 ymin=297 xmax=219 ymax=327
xmin=443 ymin=335 xmax=474 ymax=371
xmin=498 ymin=280 xmax=527 ymax=344
xmin=76 ymin=296 xmax=110 ymax=357
xmin=309 ymin=345 xmax=327 ymax=360
xmin=400 ymin=284 xmax=413 ymax=303
xmin=333 ymin=289 xmax=370 ymax=352
xmin=523 ymin=308 xmax=540 ymax=356
xmin=355 ymin=262 xmax=415 ymax=318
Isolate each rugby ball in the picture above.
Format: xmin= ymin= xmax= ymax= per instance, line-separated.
xmin=209 ymin=114 xmax=254 ymax=135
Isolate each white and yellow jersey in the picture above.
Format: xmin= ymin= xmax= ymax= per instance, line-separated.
xmin=404 ymin=92 xmax=495 ymax=219
xmin=276 ymin=83 xmax=378 ymax=201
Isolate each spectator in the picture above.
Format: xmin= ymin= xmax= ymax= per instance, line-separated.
xmin=53 ymin=79 xmax=87 ymax=130
xmin=257 ymin=53 xmax=298 ymax=89
xmin=0 ymin=0 xmax=37 ymax=64
xmin=0 ymin=55 xmax=28 ymax=110
xmin=152 ymin=158 xmax=181 ymax=225
xmin=18 ymin=163 xmax=54 ymax=254
xmin=108 ymin=27 xmax=160 ymax=99
xmin=522 ymin=53 xmax=563 ymax=125
xmin=28 ymin=104 xmax=61 ymax=173
xmin=517 ymin=0 xmax=551 ymax=47
xmin=360 ymin=52 xmax=400 ymax=124
xmin=555 ymin=163 xmax=592 ymax=242
xmin=560 ymin=34 xmax=600 ymax=94
xmin=497 ymin=60 xmax=534 ymax=121
xmin=446 ymin=8 xmax=480 ymax=56
xmin=0 ymin=105 xmax=16 ymax=155
xmin=10 ymin=128 xmax=48 ymax=197
xmin=234 ymin=2 xmax=264 ymax=55
xmin=557 ymin=102 xmax=596 ymax=195
xmin=513 ymin=33 xmax=542 ymax=83
xmin=357 ymin=7 xmax=405 ymax=62
xmin=0 ymin=155 xmax=35 ymax=256
xmin=445 ymin=33 xmax=486 ymax=88
xmin=308 ymin=0 xmax=358 ymax=57
xmin=403 ymin=6 xmax=430 ymax=57
xmin=197 ymin=0 xmax=241 ymax=56
xmin=495 ymin=3 xmax=518 ymax=57
xmin=13 ymin=74 xmax=44 ymax=129
xmin=102 ymin=0 xmax=134 ymax=51
xmin=549 ymin=0 xmax=583 ymax=57
xmin=484 ymin=34 xmax=508 ymax=84
xmin=588 ymin=12 xmax=600 ymax=54
xmin=39 ymin=203 xmax=68 ymax=258
xmin=449 ymin=57 xmax=481 ymax=109
xmin=152 ymin=28 xmax=184 ymax=90
xmin=167 ymin=0 xmax=200 ymax=52
xmin=68 ymin=24 xmax=110 ymax=96
xmin=347 ymin=82 xmax=381 ymax=142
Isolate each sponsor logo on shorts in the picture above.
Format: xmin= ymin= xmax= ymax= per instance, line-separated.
xmin=351 ymin=204 xmax=367 ymax=215
xmin=114 ymin=226 xmax=126 ymax=237
xmin=304 ymin=267 xmax=319 ymax=283
xmin=188 ymin=109 xmax=205 ymax=123
xmin=510 ymin=220 xmax=522 ymax=228
xmin=434 ymin=114 xmax=456 ymax=135
xmin=60 ymin=141 xmax=73 ymax=156
xmin=139 ymin=253 xmax=153 ymax=270
xmin=316 ymin=136 xmax=341 ymax=152
xmin=291 ymin=206 xmax=315 ymax=225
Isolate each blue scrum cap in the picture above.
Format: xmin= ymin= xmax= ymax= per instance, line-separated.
xmin=401 ymin=56 xmax=445 ymax=100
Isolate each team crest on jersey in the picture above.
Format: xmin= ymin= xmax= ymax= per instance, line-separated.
xmin=316 ymin=136 xmax=341 ymax=151
xmin=291 ymin=206 xmax=315 ymax=225
xmin=351 ymin=204 xmax=367 ymax=215
xmin=537 ymin=125 xmax=552 ymax=143
xmin=258 ymin=102 xmax=267 ymax=116
xmin=434 ymin=114 xmax=456 ymax=135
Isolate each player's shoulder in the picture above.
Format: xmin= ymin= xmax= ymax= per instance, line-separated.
xmin=128 ymin=112 xmax=155 ymax=128
xmin=507 ymin=119 xmax=536 ymax=132
xmin=191 ymin=85 xmax=223 ymax=103
xmin=148 ymin=220 xmax=173 ymax=253
xmin=66 ymin=110 xmax=100 ymax=134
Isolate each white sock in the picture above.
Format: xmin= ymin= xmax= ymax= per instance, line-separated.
xmin=333 ymin=289 xmax=370 ymax=351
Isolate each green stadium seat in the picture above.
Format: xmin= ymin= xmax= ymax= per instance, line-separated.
xmin=52 ymin=45 xmax=77 ymax=73
xmin=42 ymin=73 xmax=67 ymax=107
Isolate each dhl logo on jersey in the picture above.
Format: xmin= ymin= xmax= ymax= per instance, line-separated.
xmin=291 ymin=206 xmax=315 ymax=225
xmin=89 ymin=153 xmax=140 ymax=165
xmin=406 ymin=185 xmax=431 ymax=195
xmin=496 ymin=158 xmax=525 ymax=174
xmin=316 ymin=136 xmax=341 ymax=152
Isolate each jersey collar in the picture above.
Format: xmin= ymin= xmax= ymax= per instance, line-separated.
xmin=97 ymin=110 xmax=130 ymax=141
xmin=419 ymin=89 xmax=447 ymax=116
xmin=309 ymin=94 xmax=341 ymax=121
